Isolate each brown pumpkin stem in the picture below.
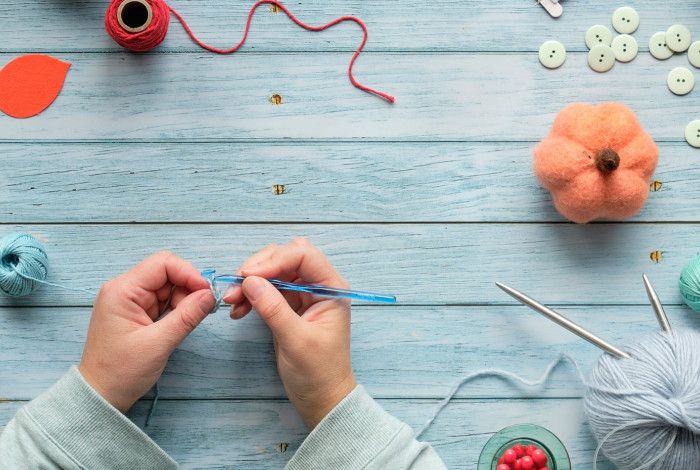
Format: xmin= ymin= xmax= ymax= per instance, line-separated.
xmin=595 ymin=148 xmax=620 ymax=174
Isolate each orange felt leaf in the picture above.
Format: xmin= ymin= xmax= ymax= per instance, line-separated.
xmin=0 ymin=55 xmax=71 ymax=119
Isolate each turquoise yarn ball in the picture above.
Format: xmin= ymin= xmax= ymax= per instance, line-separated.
xmin=680 ymin=253 xmax=700 ymax=312
xmin=584 ymin=329 xmax=700 ymax=469
xmin=0 ymin=233 xmax=49 ymax=297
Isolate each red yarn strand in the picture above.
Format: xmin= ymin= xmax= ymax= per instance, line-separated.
xmin=169 ymin=0 xmax=395 ymax=103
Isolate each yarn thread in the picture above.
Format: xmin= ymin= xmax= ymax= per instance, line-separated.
xmin=104 ymin=0 xmax=396 ymax=103
xmin=679 ymin=252 xmax=700 ymax=312
xmin=415 ymin=353 xmax=586 ymax=438
xmin=145 ymin=286 xmax=176 ymax=427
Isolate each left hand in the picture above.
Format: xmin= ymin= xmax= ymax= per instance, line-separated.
xmin=79 ymin=251 xmax=215 ymax=412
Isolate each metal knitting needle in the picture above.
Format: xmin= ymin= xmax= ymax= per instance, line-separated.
xmin=642 ymin=274 xmax=672 ymax=334
xmin=496 ymin=282 xmax=631 ymax=359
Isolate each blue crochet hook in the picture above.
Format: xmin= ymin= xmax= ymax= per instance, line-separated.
xmin=201 ymin=269 xmax=397 ymax=305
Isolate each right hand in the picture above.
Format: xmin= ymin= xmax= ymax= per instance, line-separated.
xmin=224 ymin=238 xmax=357 ymax=429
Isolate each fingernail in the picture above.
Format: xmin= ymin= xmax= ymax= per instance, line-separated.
xmin=243 ymin=277 xmax=266 ymax=301
xmin=222 ymin=286 xmax=241 ymax=303
xmin=199 ymin=291 xmax=216 ymax=313
xmin=231 ymin=305 xmax=244 ymax=319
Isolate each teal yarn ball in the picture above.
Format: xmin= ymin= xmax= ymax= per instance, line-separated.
xmin=0 ymin=233 xmax=49 ymax=297
xmin=680 ymin=253 xmax=700 ymax=311
xmin=584 ymin=329 xmax=700 ymax=469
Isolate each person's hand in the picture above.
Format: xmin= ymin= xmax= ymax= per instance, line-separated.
xmin=224 ymin=238 xmax=357 ymax=429
xmin=79 ymin=251 xmax=215 ymax=412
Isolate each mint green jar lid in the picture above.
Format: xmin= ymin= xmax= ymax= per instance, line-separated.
xmin=477 ymin=424 xmax=571 ymax=470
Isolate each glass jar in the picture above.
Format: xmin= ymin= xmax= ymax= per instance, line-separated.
xmin=477 ymin=424 xmax=571 ymax=470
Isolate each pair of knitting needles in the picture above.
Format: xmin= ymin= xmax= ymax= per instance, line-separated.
xmin=496 ymin=274 xmax=673 ymax=360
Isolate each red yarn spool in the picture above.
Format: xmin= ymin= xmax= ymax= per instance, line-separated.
xmin=105 ymin=0 xmax=170 ymax=52
xmin=104 ymin=0 xmax=395 ymax=102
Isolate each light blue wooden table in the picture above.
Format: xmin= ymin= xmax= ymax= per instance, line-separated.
xmin=2 ymin=1 xmax=700 ymax=468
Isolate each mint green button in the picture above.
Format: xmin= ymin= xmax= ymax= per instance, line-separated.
xmin=667 ymin=67 xmax=695 ymax=95
xmin=539 ymin=40 xmax=566 ymax=69
xmin=612 ymin=6 xmax=639 ymax=34
xmin=612 ymin=34 xmax=638 ymax=62
xmin=586 ymin=25 xmax=612 ymax=49
xmin=685 ymin=120 xmax=700 ymax=148
xmin=588 ymin=44 xmax=615 ymax=72
xmin=667 ymin=24 xmax=692 ymax=52
xmin=649 ymin=31 xmax=674 ymax=60
xmin=688 ymin=41 xmax=700 ymax=68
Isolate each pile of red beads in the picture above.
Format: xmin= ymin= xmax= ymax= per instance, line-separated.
xmin=496 ymin=443 xmax=548 ymax=470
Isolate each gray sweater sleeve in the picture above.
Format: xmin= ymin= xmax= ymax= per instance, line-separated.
xmin=1 ymin=369 xmax=445 ymax=469
xmin=0 ymin=366 xmax=176 ymax=470
xmin=286 ymin=385 xmax=447 ymax=470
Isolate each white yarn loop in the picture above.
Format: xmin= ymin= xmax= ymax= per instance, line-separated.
xmin=13 ymin=269 xmax=97 ymax=296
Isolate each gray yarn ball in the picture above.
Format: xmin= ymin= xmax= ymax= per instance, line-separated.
xmin=584 ymin=329 xmax=700 ymax=469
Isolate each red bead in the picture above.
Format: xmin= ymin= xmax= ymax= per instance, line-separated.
xmin=502 ymin=449 xmax=517 ymax=464
xmin=520 ymin=456 xmax=534 ymax=470
xmin=532 ymin=449 xmax=547 ymax=466
xmin=513 ymin=459 xmax=523 ymax=470
xmin=513 ymin=443 xmax=526 ymax=458
xmin=537 ymin=467 xmax=548 ymax=470
xmin=498 ymin=456 xmax=505 ymax=465
xmin=526 ymin=444 xmax=537 ymax=457
xmin=497 ymin=465 xmax=510 ymax=470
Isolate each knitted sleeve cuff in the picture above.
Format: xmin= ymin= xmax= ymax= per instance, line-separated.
xmin=21 ymin=366 xmax=176 ymax=470
xmin=286 ymin=385 xmax=405 ymax=470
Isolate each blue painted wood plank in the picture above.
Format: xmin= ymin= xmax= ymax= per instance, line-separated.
xmin=0 ymin=2 xmax=696 ymax=469
xmin=0 ymin=398 xmax=615 ymax=469
xmin=0 ymin=224 xmax=693 ymax=307
xmin=0 ymin=52 xmax=696 ymax=141
xmin=0 ymin=0 xmax=697 ymax=54
xmin=0 ymin=142 xmax=693 ymax=223
xmin=1 ymin=305 xmax=697 ymax=400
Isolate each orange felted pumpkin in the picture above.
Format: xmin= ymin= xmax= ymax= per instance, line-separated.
xmin=534 ymin=102 xmax=658 ymax=223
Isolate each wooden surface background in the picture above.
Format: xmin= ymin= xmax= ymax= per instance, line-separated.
xmin=2 ymin=1 xmax=700 ymax=468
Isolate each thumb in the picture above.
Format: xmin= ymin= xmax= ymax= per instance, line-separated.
xmin=153 ymin=289 xmax=216 ymax=349
xmin=242 ymin=276 xmax=302 ymax=338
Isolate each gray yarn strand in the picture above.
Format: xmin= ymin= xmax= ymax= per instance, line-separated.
xmin=415 ymin=353 xmax=586 ymax=439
